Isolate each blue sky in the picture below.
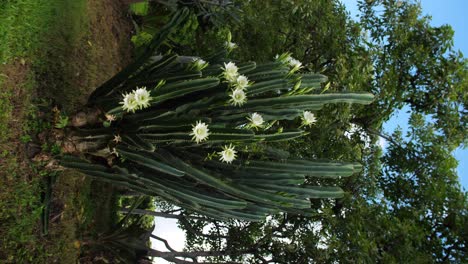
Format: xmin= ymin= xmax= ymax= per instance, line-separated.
xmin=341 ymin=0 xmax=468 ymax=190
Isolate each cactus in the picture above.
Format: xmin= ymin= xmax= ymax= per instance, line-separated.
xmin=61 ymin=8 xmax=374 ymax=221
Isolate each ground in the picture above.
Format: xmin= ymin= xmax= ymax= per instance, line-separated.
xmin=0 ymin=0 xmax=134 ymax=262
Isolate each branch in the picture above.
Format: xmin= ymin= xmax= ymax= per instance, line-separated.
xmin=151 ymin=234 xmax=177 ymax=252
xmin=119 ymin=208 xmax=209 ymax=221
xmin=365 ymin=127 xmax=405 ymax=149
xmin=163 ymin=208 xmax=183 ymax=214
xmin=148 ymin=248 xmax=250 ymax=262
xmin=122 ymin=208 xmax=228 ymax=240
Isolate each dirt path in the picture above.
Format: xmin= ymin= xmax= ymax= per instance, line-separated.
xmin=38 ymin=0 xmax=134 ymax=110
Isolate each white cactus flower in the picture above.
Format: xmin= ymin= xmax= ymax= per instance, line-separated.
xmin=235 ymin=75 xmax=250 ymax=89
xmin=302 ymin=111 xmax=317 ymax=126
xmin=229 ymin=88 xmax=247 ymax=106
xmin=121 ymin=92 xmax=139 ymax=113
xmin=288 ymin=58 xmax=302 ymax=72
xmin=225 ymin=41 xmax=238 ymax=51
xmin=274 ymin=53 xmax=292 ymax=64
xmin=190 ymin=121 xmax=210 ymax=143
xmin=222 ymin=62 xmax=239 ymax=83
xmin=249 ymin=112 xmax=264 ymax=127
xmin=134 ymin=87 xmax=152 ymax=109
xmin=219 ymin=144 xmax=237 ymax=163
xmin=193 ymin=58 xmax=208 ymax=70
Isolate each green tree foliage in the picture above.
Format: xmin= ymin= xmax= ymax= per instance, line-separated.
xmin=357 ymin=0 xmax=468 ymax=147
xmin=172 ymin=0 xmax=468 ymax=263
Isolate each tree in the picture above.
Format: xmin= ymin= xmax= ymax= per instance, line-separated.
xmin=174 ymin=1 xmax=468 ymax=263
xmin=356 ymin=0 xmax=468 ymax=148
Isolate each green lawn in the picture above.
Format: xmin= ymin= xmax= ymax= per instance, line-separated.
xmin=0 ymin=0 xmax=134 ymax=262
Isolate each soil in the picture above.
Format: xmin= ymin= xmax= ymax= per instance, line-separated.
xmin=37 ymin=0 xmax=134 ymax=112
xmin=0 ymin=61 xmax=31 ymax=170
xmin=47 ymin=0 xmax=135 ymax=262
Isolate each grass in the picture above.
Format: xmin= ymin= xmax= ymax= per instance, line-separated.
xmin=0 ymin=69 xmax=51 ymax=262
xmin=0 ymin=0 xmax=135 ymax=262
xmin=0 ymin=0 xmax=54 ymax=64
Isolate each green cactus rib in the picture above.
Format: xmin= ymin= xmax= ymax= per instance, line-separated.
xmin=116 ymin=146 xmax=185 ymax=177
xmin=231 ymin=171 xmax=306 ymax=181
xmin=248 ymin=70 xmax=289 ymax=82
xmin=203 ymin=207 xmax=266 ymax=222
xmin=124 ymin=109 xmax=177 ymax=122
xmin=121 ymin=134 xmax=156 ymax=152
xmin=213 ymin=109 xmax=303 ymax=123
xmin=154 ymin=178 xmax=248 ymax=210
xmin=233 ymin=178 xmax=305 ymax=185
xmin=253 ymin=130 xmax=306 ymax=142
xmin=88 ymin=8 xmax=190 ymax=101
xmin=237 ymin=62 xmax=257 ymax=74
xmin=207 ymin=127 xmax=255 ymax=141
xmin=243 ymin=93 xmax=375 ymax=108
xmin=137 ymin=54 xmax=178 ymax=78
xmin=210 ymin=93 xmax=373 ymax=115
xmin=248 ymin=160 xmax=356 ymax=172
xmin=247 ymin=62 xmax=286 ymax=74
xmin=300 ymin=73 xmax=328 ymax=83
xmin=254 ymin=184 xmax=345 ymax=199
xmin=61 ymin=155 xmax=110 ymax=172
xmin=160 ymin=150 xmax=311 ymax=208
xmin=154 ymin=78 xmax=220 ymax=95
xmin=244 ymin=161 xmax=356 ymax=177
xmin=134 ymin=72 xmax=203 ymax=88
xmin=260 ymin=109 xmax=304 ymax=120
xmin=248 ymin=79 xmax=290 ymax=95
xmin=150 ymin=78 xmax=220 ymax=105
xmin=136 ymin=124 xmax=192 ymax=132
xmin=133 ymin=174 xmax=246 ymax=210
xmin=139 ymin=132 xmax=191 ymax=142
xmin=201 ymin=64 xmax=224 ymax=76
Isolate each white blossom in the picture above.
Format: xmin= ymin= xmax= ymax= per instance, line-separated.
xmin=121 ymin=92 xmax=139 ymax=113
xmin=274 ymin=53 xmax=291 ymax=64
xmin=190 ymin=121 xmax=210 ymax=143
xmin=302 ymin=111 xmax=317 ymax=126
xmin=275 ymin=53 xmax=302 ymax=72
xmin=225 ymin=41 xmax=238 ymax=51
xmin=222 ymin=62 xmax=239 ymax=83
xmin=134 ymin=87 xmax=152 ymax=109
xmin=193 ymin=58 xmax=208 ymax=70
xmin=229 ymin=88 xmax=247 ymax=106
xmin=235 ymin=75 xmax=250 ymax=90
xmin=288 ymin=58 xmax=302 ymax=72
xmin=219 ymin=144 xmax=237 ymax=163
xmin=249 ymin=112 xmax=264 ymax=127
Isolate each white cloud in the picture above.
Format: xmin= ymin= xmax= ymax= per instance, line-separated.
xmin=151 ymin=217 xmax=186 ymax=263
xmin=378 ymin=137 xmax=388 ymax=150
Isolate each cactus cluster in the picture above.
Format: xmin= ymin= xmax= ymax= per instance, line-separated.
xmin=61 ymin=9 xmax=374 ymax=221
